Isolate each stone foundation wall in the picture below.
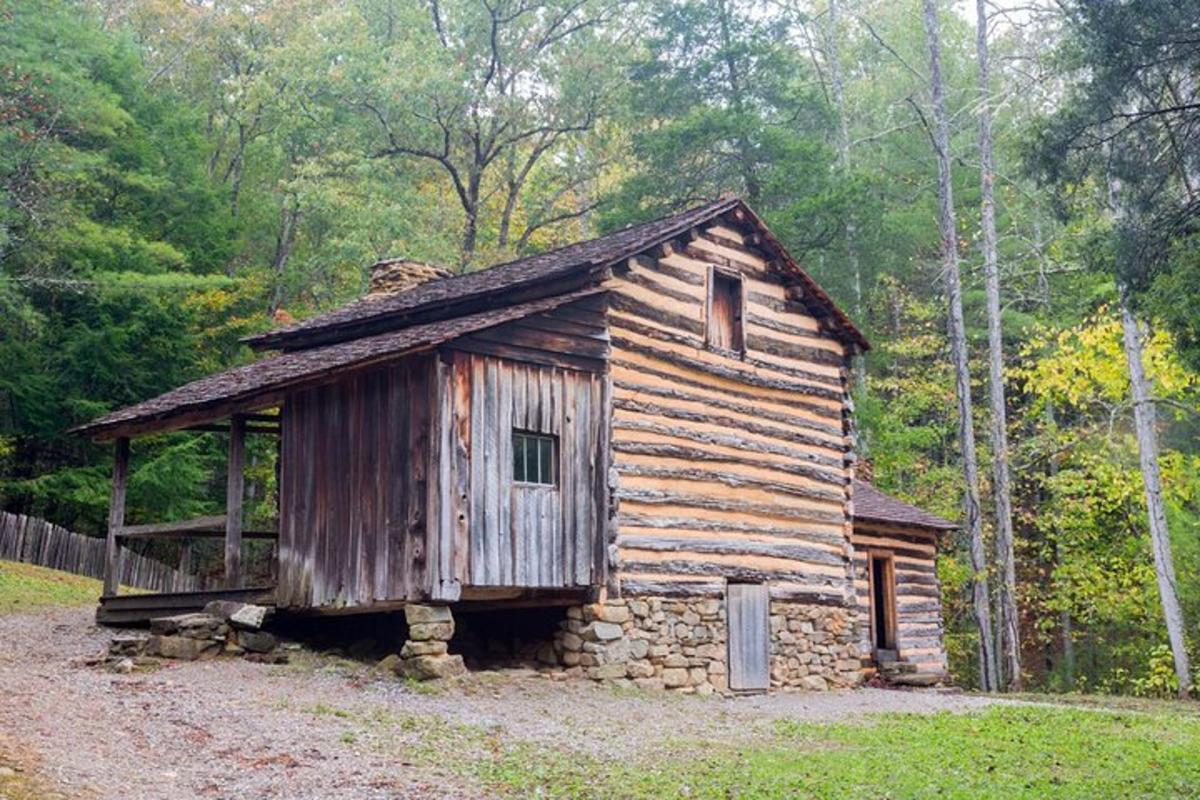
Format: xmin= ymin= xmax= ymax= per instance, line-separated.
xmin=768 ymin=602 xmax=863 ymax=691
xmin=553 ymin=596 xmax=863 ymax=693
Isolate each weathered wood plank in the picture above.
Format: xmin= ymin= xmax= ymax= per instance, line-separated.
xmin=612 ymin=417 xmax=844 ymax=474
xmin=617 ymin=534 xmax=846 ymax=567
xmin=224 ymin=416 xmax=245 ymax=588
xmin=728 ymin=583 xmax=769 ymax=692
xmin=103 ymin=438 xmax=129 ymax=597
xmin=610 ymin=357 xmax=842 ymax=426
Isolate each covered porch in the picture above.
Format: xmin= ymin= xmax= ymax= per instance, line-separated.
xmin=74 ymin=292 xmax=603 ymax=626
xmin=92 ymin=410 xmax=282 ymax=626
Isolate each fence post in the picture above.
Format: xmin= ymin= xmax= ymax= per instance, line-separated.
xmin=103 ymin=438 xmax=129 ymax=597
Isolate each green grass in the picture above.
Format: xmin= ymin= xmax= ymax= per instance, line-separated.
xmin=0 ymin=560 xmax=105 ymax=614
xmin=471 ymin=706 xmax=1200 ymax=799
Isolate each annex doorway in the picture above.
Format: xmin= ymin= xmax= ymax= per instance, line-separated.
xmin=868 ymin=552 xmax=897 ymax=655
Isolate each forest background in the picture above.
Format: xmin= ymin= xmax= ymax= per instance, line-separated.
xmin=2 ymin=0 xmax=1198 ymax=696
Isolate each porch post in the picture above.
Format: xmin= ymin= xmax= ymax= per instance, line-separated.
xmin=225 ymin=415 xmax=245 ymax=587
xmin=103 ymin=437 xmax=129 ymax=597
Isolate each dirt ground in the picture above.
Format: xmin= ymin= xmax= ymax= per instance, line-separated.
xmin=0 ymin=606 xmax=1007 ymax=800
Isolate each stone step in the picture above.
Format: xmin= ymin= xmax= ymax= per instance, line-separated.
xmin=886 ymin=671 xmax=945 ymax=688
xmin=879 ymin=661 xmax=919 ymax=674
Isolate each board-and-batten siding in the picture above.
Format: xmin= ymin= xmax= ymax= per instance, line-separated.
xmin=851 ymin=521 xmax=949 ymax=673
xmin=432 ymin=297 xmax=609 ymax=593
xmin=277 ymin=355 xmax=432 ymax=609
xmin=607 ymin=222 xmax=855 ymax=604
xmin=443 ymin=352 xmax=601 ymax=588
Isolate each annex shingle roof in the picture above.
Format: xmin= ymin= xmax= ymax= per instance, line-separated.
xmin=852 ymin=480 xmax=957 ymax=530
xmin=74 ymin=290 xmax=599 ymax=440
xmin=245 ymin=197 xmax=869 ymax=352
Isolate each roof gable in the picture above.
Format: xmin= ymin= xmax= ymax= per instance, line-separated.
xmin=245 ymin=198 xmax=869 ymax=353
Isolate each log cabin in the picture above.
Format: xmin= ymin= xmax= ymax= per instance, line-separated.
xmin=75 ymin=196 xmax=953 ymax=691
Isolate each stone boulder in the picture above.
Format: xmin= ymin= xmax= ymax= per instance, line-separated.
xmin=580 ymin=621 xmax=623 ymax=642
xmin=400 ymin=640 xmax=448 ymax=658
xmin=376 ymin=654 xmax=404 ymax=673
xmin=149 ymin=613 xmax=227 ymax=640
xmin=235 ymin=630 xmax=278 ymax=654
xmin=201 ymin=601 xmax=272 ymax=631
xmin=146 ymin=635 xmax=220 ymax=661
xmin=404 ymin=604 xmax=452 ymax=625
xmin=799 ymin=674 xmax=828 ymax=692
xmin=395 ymin=654 xmax=466 ymax=681
xmin=109 ymin=635 xmax=149 ymax=658
xmin=407 ymin=622 xmax=454 ymax=642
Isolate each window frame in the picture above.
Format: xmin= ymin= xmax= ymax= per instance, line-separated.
xmin=511 ymin=429 xmax=559 ymax=488
xmin=705 ymin=265 xmax=747 ymax=356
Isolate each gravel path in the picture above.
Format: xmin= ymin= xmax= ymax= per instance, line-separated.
xmin=0 ymin=607 xmax=1007 ymax=800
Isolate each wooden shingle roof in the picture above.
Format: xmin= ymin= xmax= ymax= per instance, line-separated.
xmin=245 ymin=197 xmax=869 ymax=353
xmin=852 ymin=480 xmax=957 ymax=530
xmin=76 ymin=197 xmax=869 ymax=440
xmin=73 ymin=290 xmax=600 ymax=440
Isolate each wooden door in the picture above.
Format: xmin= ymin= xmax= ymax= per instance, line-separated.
xmin=727 ymin=583 xmax=769 ymax=692
xmin=868 ymin=552 xmax=897 ymax=652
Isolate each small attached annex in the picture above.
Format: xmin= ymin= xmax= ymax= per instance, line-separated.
xmin=76 ymin=196 xmax=954 ymax=691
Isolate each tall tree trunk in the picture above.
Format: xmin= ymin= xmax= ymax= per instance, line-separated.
xmin=717 ymin=0 xmax=760 ymax=205
xmin=1105 ymin=159 xmax=1194 ymax=699
xmin=826 ymin=0 xmax=867 ymax=392
xmin=1118 ymin=286 xmax=1194 ymax=699
xmin=268 ymin=197 xmax=300 ymax=314
xmin=1045 ymin=401 xmax=1075 ymax=688
xmin=459 ymin=167 xmax=483 ymax=268
xmin=975 ymin=0 xmax=1021 ymax=691
xmin=923 ymin=0 xmax=998 ymax=692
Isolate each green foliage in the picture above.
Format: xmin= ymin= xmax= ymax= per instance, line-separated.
xmin=603 ymin=0 xmax=846 ymax=257
xmin=1008 ymin=314 xmax=1200 ymax=694
xmin=0 ymin=0 xmax=257 ymax=531
xmin=471 ymin=706 xmax=1200 ymax=798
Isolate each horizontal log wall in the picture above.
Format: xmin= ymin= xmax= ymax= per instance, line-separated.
xmin=851 ymin=520 xmax=948 ymax=673
xmin=607 ymin=220 xmax=856 ymax=606
xmin=0 ymin=511 xmax=205 ymax=593
xmin=277 ymin=354 xmax=432 ymax=609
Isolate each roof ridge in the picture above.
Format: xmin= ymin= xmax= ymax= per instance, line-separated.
xmin=242 ymin=196 xmax=741 ymax=350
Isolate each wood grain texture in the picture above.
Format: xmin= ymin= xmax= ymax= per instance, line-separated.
xmin=224 ymin=415 xmax=245 ymax=588
xmin=728 ymin=583 xmax=770 ymax=692
xmin=852 ymin=519 xmax=948 ymax=672
xmin=447 ymin=350 xmax=601 ymax=589
xmin=103 ymin=437 xmax=129 ymax=598
xmin=607 ymin=221 xmax=856 ymax=599
xmin=277 ymin=354 xmax=432 ymax=609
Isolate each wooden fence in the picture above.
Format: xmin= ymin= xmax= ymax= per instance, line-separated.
xmin=0 ymin=511 xmax=207 ymax=593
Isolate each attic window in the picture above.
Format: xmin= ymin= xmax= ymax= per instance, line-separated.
xmin=707 ymin=268 xmax=745 ymax=352
xmin=513 ymin=431 xmax=557 ymax=486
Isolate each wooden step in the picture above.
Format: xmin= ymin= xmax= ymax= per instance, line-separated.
xmin=97 ymin=586 xmax=275 ymax=626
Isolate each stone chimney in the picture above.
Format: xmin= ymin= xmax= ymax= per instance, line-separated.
xmin=367 ymin=258 xmax=453 ymax=297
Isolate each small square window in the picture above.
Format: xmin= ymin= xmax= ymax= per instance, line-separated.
xmin=708 ymin=269 xmax=745 ymax=352
xmin=513 ymin=430 xmax=557 ymax=486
